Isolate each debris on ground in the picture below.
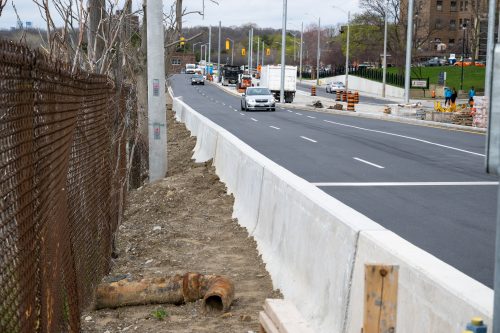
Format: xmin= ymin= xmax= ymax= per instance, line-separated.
xmin=311 ymin=100 xmax=324 ymax=108
xmin=328 ymin=103 xmax=344 ymax=110
xmin=81 ymin=106 xmax=282 ymax=332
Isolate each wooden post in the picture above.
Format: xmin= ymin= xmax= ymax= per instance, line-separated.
xmin=363 ymin=264 xmax=399 ymax=333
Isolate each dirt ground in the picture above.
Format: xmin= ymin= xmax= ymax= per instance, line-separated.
xmin=80 ymin=108 xmax=281 ymax=332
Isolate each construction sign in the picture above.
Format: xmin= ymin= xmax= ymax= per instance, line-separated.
xmin=242 ymin=48 xmax=246 ymax=56
xmin=226 ymin=39 xmax=230 ymax=50
xmin=257 ymin=64 xmax=262 ymax=72
xmin=266 ymin=48 xmax=271 ymax=56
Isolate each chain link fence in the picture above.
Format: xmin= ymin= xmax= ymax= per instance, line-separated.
xmin=0 ymin=40 xmax=133 ymax=332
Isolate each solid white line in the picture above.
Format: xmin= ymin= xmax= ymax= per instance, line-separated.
xmin=323 ymin=119 xmax=485 ymax=157
xmin=295 ymin=113 xmax=303 ymax=115
xmin=307 ymin=116 xmax=316 ymax=119
xmin=270 ymin=126 xmax=281 ymax=130
xmin=251 ymin=118 xmax=258 ymax=122
xmin=312 ymin=181 xmax=499 ymax=187
xmin=353 ymin=157 xmax=385 ymax=169
xmin=300 ymin=136 xmax=317 ymax=143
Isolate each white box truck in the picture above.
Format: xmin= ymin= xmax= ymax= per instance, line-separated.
xmin=260 ymin=65 xmax=297 ymax=103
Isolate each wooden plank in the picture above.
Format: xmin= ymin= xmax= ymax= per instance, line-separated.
xmin=263 ymin=299 xmax=314 ymax=333
xmin=363 ymin=264 xmax=399 ymax=333
xmin=259 ymin=311 xmax=280 ymax=333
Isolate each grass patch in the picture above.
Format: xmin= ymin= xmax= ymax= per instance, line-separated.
xmin=387 ymin=66 xmax=485 ymax=92
xmin=151 ymin=308 xmax=168 ymax=321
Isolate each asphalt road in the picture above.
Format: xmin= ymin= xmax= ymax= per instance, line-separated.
xmin=296 ymin=82 xmax=399 ymax=105
xmin=170 ymin=74 xmax=497 ymax=288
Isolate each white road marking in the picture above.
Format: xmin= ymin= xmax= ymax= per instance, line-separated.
xmin=295 ymin=113 xmax=303 ymax=115
xmin=353 ymin=157 xmax=385 ymax=169
xmin=312 ymin=181 xmax=499 ymax=187
xmin=240 ymin=113 xmax=245 ymax=116
xmin=307 ymin=116 xmax=316 ymax=119
xmin=222 ymin=103 xmax=226 ymax=105
xmin=233 ymin=109 xmax=238 ymax=112
xmin=323 ymin=119 xmax=485 ymax=157
xmin=270 ymin=126 xmax=281 ymax=130
xmin=300 ymin=136 xmax=317 ymax=143
xmin=251 ymin=118 xmax=258 ymax=122
xmin=287 ymin=110 xmax=293 ymax=113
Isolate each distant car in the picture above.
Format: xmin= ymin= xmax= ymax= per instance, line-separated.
xmin=241 ymin=87 xmax=275 ymax=111
xmin=425 ymin=58 xmax=441 ymax=66
xmin=326 ymin=81 xmax=345 ymax=93
xmin=191 ymin=74 xmax=205 ymax=85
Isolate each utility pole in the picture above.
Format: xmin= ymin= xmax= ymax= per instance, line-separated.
xmin=250 ymin=27 xmax=254 ymax=74
xmin=208 ymin=26 xmax=212 ymax=64
xmin=344 ymin=11 xmax=350 ymax=97
xmin=280 ymin=0 xmax=287 ymax=103
xmin=460 ymin=24 xmax=466 ymax=91
xmin=404 ymin=0 xmax=415 ymax=103
xmin=248 ymin=29 xmax=251 ymax=73
xmin=316 ymin=17 xmax=321 ymax=85
xmin=218 ymin=21 xmax=221 ymax=79
xmin=382 ymin=0 xmax=388 ymax=98
xmin=262 ymin=41 xmax=265 ymax=67
xmin=257 ymin=37 xmax=260 ymax=68
xmin=146 ymin=0 xmax=166 ymax=181
xmin=300 ymin=22 xmax=303 ymax=82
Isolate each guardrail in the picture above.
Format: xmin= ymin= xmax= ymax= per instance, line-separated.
xmin=172 ymin=95 xmax=492 ymax=333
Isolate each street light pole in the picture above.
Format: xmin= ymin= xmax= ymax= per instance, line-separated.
xmin=300 ymin=22 xmax=303 ymax=82
xmin=404 ymin=0 xmax=415 ymax=103
xmin=257 ymin=37 xmax=260 ymax=68
xmin=193 ymin=41 xmax=201 ymax=55
xmin=146 ymin=0 xmax=167 ymax=181
xmin=208 ymin=26 xmax=212 ymax=64
xmin=460 ymin=24 xmax=466 ymax=91
xmin=345 ymin=11 xmax=350 ymax=96
xmin=218 ymin=21 xmax=221 ymax=77
xmin=280 ymin=0 xmax=287 ymax=103
xmin=316 ymin=17 xmax=321 ymax=85
xmin=382 ymin=0 xmax=389 ymax=98
xmin=262 ymin=41 xmax=265 ymax=67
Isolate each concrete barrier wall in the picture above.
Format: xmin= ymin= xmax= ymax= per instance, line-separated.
xmin=326 ymin=75 xmax=405 ymax=99
xmin=172 ymin=97 xmax=493 ymax=333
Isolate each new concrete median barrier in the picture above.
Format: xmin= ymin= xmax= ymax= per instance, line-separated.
xmin=171 ymin=96 xmax=493 ymax=333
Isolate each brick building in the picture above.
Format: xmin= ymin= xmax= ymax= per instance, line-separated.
xmin=403 ymin=0 xmax=498 ymax=61
xmin=167 ymin=52 xmax=196 ymax=74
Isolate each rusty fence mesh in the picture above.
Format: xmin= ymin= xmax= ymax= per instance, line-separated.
xmin=0 ymin=40 xmax=135 ymax=332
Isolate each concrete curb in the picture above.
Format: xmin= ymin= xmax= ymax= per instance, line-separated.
xmin=208 ymin=81 xmax=486 ymax=134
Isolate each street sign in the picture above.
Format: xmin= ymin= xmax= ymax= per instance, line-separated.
xmin=438 ymin=72 xmax=447 ymax=85
xmin=411 ymin=79 xmax=429 ymax=89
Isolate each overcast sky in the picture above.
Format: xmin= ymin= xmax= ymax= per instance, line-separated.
xmin=1 ymin=0 xmax=360 ymax=30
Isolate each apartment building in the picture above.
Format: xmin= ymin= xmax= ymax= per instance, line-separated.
xmin=408 ymin=0 xmax=496 ymax=61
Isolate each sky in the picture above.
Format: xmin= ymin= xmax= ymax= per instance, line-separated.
xmin=0 ymin=0 xmax=360 ymax=30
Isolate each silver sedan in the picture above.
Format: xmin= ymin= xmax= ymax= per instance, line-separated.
xmin=241 ymin=87 xmax=276 ymax=111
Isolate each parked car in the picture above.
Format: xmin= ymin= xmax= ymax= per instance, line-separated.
xmin=241 ymin=87 xmax=276 ymax=111
xmin=191 ymin=74 xmax=205 ymax=85
xmin=326 ymin=81 xmax=345 ymax=93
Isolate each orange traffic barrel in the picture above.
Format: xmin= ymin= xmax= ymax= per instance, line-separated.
xmin=336 ymin=91 xmax=341 ymax=101
xmin=311 ymin=86 xmax=317 ymax=96
xmin=354 ymin=91 xmax=359 ymax=104
xmin=347 ymin=93 xmax=355 ymax=111
xmin=342 ymin=91 xmax=347 ymax=102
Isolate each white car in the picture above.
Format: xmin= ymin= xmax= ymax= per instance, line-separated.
xmin=241 ymin=87 xmax=276 ymax=112
xmin=326 ymin=81 xmax=345 ymax=93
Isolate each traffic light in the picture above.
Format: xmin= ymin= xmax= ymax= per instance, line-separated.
xmin=225 ymin=39 xmax=230 ymax=50
xmin=242 ymin=48 xmax=246 ymax=56
xmin=180 ymin=37 xmax=185 ymax=46
xmin=266 ymin=48 xmax=270 ymax=56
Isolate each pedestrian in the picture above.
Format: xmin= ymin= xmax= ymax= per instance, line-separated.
xmin=468 ymin=86 xmax=475 ymax=105
xmin=444 ymin=87 xmax=451 ymax=106
xmin=451 ymin=87 xmax=458 ymax=106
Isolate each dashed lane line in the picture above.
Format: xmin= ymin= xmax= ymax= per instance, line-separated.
xmin=300 ymin=136 xmax=317 ymax=143
xmin=270 ymin=126 xmax=281 ymax=130
xmin=353 ymin=157 xmax=385 ymax=169
xmin=251 ymin=118 xmax=258 ymax=122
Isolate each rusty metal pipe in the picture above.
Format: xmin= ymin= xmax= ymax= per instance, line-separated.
xmin=95 ymin=272 xmax=234 ymax=312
